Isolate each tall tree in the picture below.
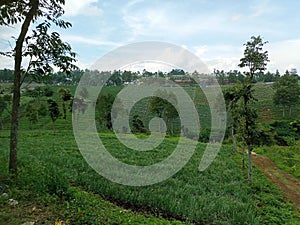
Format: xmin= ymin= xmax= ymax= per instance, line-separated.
xmin=238 ymin=36 xmax=269 ymax=185
xmin=25 ymin=103 xmax=38 ymax=128
xmin=96 ymin=94 xmax=114 ymax=130
xmin=149 ymin=90 xmax=178 ymax=134
xmin=47 ymin=99 xmax=60 ymax=133
xmin=58 ymin=88 xmax=72 ymax=120
xmin=273 ymin=73 xmax=300 ymax=117
xmin=224 ymin=84 xmax=243 ymax=154
xmin=0 ymin=0 xmax=77 ymax=176
xmin=0 ymin=96 xmax=7 ymax=129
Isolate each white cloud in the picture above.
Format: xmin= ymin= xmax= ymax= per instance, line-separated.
xmin=249 ymin=0 xmax=272 ymax=18
xmin=268 ymin=39 xmax=300 ymax=73
xmin=191 ymin=39 xmax=300 ymax=74
xmin=204 ymin=57 xmax=241 ymax=72
xmin=62 ymin=35 xmax=122 ymax=47
xmin=193 ymin=44 xmax=242 ymax=69
xmin=122 ymin=1 xmax=228 ymax=40
xmin=0 ymin=25 xmax=21 ymax=41
xmin=0 ymin=55 xmax=14 ymax=69
xmin=231 ymin=14 xmax=243 ymax=21
xmin=63 ymin=0 xmax=103 ymax=17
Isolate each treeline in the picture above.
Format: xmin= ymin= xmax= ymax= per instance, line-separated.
xmin=0 ymin=69 xmax=83 ymax=85
xmin=0 ymin=68 xmax=200 ymax=86
xmin=81 ymin=69 xmax=197 ymax=86
xmin=2 ymin=67 xmax=299 ymax=87
xmin=221 ymin=68 xmax=300 ymax=148
xmin=215 ymin=68 xmax=299 ymax=85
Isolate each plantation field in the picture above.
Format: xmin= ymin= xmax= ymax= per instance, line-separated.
xmin=1 ymin=82 xmax=300 ymax=224
xmin=93 ymin=83 xmax=300 ymax=123
xmin=3 ymin=82 xmax=296 ymax=133
xmin=0 ymin=129 xmax=299 ymax=224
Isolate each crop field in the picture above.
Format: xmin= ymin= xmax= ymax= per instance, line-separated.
xmin=0 ymin=128 xmax=299 ymax=224
xmin=1 ymin=83 xmax=300 ymax=224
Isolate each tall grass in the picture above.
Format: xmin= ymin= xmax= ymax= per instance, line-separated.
xmin=0 ymin=130 xmax=298 ymax=224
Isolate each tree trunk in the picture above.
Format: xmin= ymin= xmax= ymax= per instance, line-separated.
xmin=232 ymin=126 xmax=236 ymax=154
xmin=62 ymin=101 xmax=66 ymax=119
xmin=248 ymin=146 xmax=253 ymax=185
xmin=242 ymin=140 xmax=245 ymax=169
xmin=9 ymin=56 xmax=21 ymax=176
xmin=52 ymin=121 xmax=56 ymax=134
xmin=0 ymin=0 xmax=16 ymax=7
xmin=282 ymin=106 xmax=285 ymax=117
xmin=289 ymin=106 xmax=292 ymax=117
xmin=0 ymin=116 xmax=3 ymax=129
xmin=9 ymin=0 xmax=39 ymax=177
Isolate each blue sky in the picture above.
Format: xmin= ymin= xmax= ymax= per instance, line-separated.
xmin=1 ymin=0 xmax=300 ymax=73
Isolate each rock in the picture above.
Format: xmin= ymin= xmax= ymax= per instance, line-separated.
xmin=21 ymin=222 xmax=35 ymax=225
xmin=8 ymin=198 xmax=18 ymax=206
xmin=1 ymin=193 xmax=8 ymax=198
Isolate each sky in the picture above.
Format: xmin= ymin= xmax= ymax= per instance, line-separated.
xmin=0 ymin=0 xmax=300 ymax=74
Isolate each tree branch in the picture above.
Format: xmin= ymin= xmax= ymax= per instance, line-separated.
xmin=0 ymin=0 xmax=17 ymax=7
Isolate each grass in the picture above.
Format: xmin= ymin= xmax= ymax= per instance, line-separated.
xmin=255 ymin=144 xmax=300 ymax=179
xmin=1 ymin=83 xmax=300 ymax=224
xmin=1 ymin=129 xmax=299 ymax=224
xmin=0 ymin=185 xmax=187 ymax=225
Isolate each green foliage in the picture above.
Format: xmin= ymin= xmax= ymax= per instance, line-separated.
xmin=25 ymin=103 xmax=38 ymax=126
xmin=0 ymin=96 xmax=8 ymax=128
xmin=47 ymin=99 xmax=60 ymax=123
xmin=273 ymin=73 xmax=300 ymax=117
xmin=255 ymin=145 xmax=300 ymax=179
xmin=43 ymin=85 xmax=54 ymax=97
xmin=1 ymin=0 xmax=78 ymax=176
xmin=235 ymin=35 xmax=269 ymax=184
xmin=253 ymin=124 xmax=275 ymax=146
xmin=238 ymin=36 xmax=269 ymax=77
xmin=270 ymin=121 xmax=299 ymax=146
xmin=149 ymin=90 xmax=179 ymax=134
xmin=58 ymin=88 xmax=72 ymax=120
xmin=96 ymin=93 xmax=115 ymax=131
xmin=0 ymin=0 xmax=78 ymax=79
xmin=0 ymin=125 xmax=299 ymax=224
xmin=198 ymin=127 xmax=211 ymax=142
xmin=290 ymin=119 xmax=300 ymax=137
xmin=131 ymin=114 xmax=148 ymax=134
xmin=38 ymin=103 xmax=48 ymax=117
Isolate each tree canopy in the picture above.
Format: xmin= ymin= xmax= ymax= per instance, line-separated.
xmin=0 ymin=0 xmax=77 ymax=176
xmin=273 ymin=73 xmax=300 ymax=117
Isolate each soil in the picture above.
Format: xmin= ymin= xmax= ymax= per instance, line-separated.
xmin=252 ymin=153 xmax=300 ymax=209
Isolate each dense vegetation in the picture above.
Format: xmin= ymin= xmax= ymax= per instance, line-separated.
xmin=0 ymin=129 xmax=299 ymax=224
xmin=0 ymin=80 xmax=300 ymax=224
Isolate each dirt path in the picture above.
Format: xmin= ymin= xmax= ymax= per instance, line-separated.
xmin=252 ymin=153 xmax=300 ymax=209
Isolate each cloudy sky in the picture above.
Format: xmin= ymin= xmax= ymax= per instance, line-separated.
xmin=0 ymin=0 xmax=300 ymax=74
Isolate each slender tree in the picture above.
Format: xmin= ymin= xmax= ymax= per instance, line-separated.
xmin=224 ymin=84 xmax=243 ymax=154
xmin=47 ymin=99 xmax=60 ymax=133
xmin=238 ymin=36 xmax=269 ymax=185
xmin=0 ymin=0 xmax=77 ymax=176
xmin=58 ymin=88 xmax=72 ymax=120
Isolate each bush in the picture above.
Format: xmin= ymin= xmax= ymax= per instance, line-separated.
xmin=254 ymin=124 xmax=275 ymax=146
xmin=269 ymin=121 xmax=299 ymax=146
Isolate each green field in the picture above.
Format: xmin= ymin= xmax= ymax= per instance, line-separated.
xmin=0 ymin=128 xmax=299 ymax=224
xmin=0 ymin=83 xmax=300 ymax=224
